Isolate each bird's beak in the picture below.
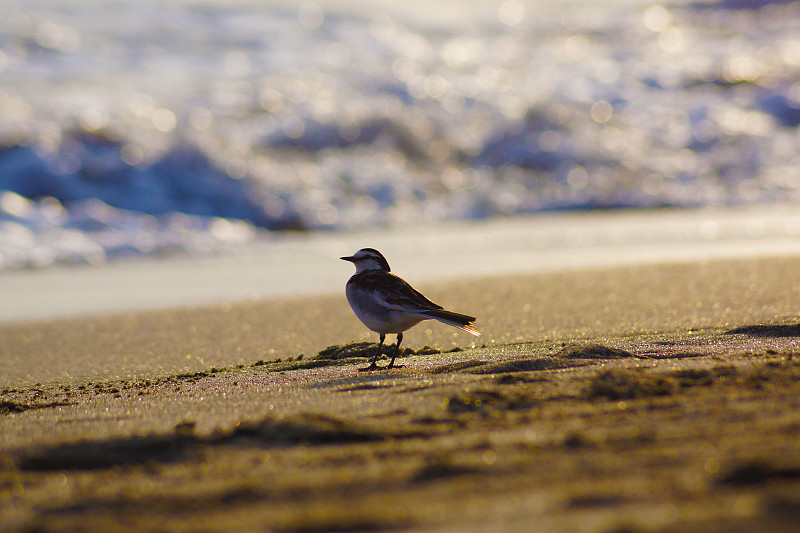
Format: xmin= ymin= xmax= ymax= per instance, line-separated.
xmin=340 ymin=256 xmax=355 ymax=262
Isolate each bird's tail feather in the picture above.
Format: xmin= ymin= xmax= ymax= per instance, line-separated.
xmin=419 ymin=309 xmax=480 ymax=336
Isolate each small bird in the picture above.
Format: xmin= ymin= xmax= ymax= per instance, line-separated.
xmin=341 ymin=248 xmax=479 ymax=370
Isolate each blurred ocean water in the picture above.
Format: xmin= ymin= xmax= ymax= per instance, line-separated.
xmin=1 ymin=0 xmax=800 ymax=269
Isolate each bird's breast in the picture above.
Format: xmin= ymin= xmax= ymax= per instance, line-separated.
xmin=345 ymin=279 xmax=424 ymax=334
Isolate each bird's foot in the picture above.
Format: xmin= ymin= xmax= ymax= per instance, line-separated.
xmin=386 ymin=362 xmax=404 ymax=369
xmin=359 ymin=363 xmax=382 ymax=372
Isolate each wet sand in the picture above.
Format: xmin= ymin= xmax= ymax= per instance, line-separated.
xmin=3 ymin=256 xmax=800 ymax=532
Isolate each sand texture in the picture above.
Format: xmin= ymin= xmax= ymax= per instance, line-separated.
xmin=2 ymin=256 xmax=800 ymax=532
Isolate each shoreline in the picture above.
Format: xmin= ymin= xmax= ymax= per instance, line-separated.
xmin=3 ymin=203 xmax=800 ymax=324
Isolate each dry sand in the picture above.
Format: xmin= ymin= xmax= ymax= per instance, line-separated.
xmin=2 ymin=256 xmax=800 ymax=532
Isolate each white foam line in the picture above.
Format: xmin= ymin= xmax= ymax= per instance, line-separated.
xmin=3 ymin=204 xmax=800 ymax=322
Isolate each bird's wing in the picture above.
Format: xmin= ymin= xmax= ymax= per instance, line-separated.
xmin=371 ymin=272 xmax=444 ymax=311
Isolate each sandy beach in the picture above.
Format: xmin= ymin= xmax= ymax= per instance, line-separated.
xmin=2 ymin=254 xmax=800 ymax=532
xmin=4 ymin=0 xmax=800 ymax=528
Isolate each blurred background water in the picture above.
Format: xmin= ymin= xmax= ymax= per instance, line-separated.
xmin=1 ymin=0 xmax=800 ymax=270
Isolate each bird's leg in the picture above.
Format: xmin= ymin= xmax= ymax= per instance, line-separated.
xmin=360 ymin=333 xmax=385 ymax=371
xmin=387 ymin=332 xmax=404 ymax=369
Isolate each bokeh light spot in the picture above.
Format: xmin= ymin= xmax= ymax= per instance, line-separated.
xmin=299 ymin=3 xmax=324 ymax=30
xmin=152 ymin=108 xmax=177 ymax=132
xmin=590 ymin=101 xmax=613 ymax=124
xmin=78 ymin=108 xmax=109 ymax=132
xmin=643 ymin=5 xmax=671 ymax=32
xmin=282 ymin=116 xmax=305 ymax=139
xmin=498 ymin=0 xmax=524 ymax=27
xmin=121 ymin=144 xmax=144 ymax=166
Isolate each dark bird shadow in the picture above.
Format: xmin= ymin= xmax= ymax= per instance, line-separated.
xmin=725 ymin=324 xmax=800 ymax=338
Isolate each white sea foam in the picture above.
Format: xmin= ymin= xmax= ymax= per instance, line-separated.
xmin=1 ymin=0 xmax=800 ymax=268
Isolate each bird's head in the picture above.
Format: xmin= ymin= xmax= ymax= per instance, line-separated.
xmin=341 ymin=248 xmax=391 ymax=273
